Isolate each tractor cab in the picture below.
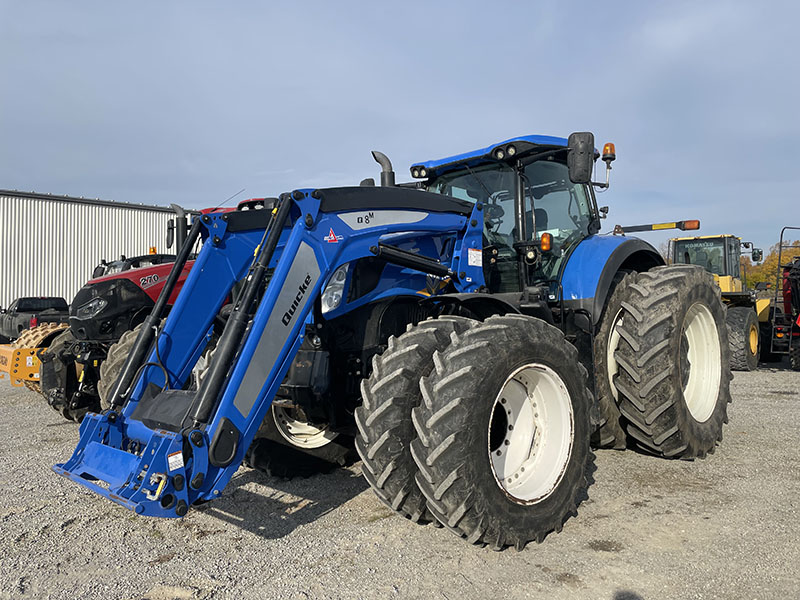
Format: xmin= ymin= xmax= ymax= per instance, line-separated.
xmin=413 ymin=135 xmax=608 ymax=293
xmin=671 ymin=234 xmax=756 ymax=293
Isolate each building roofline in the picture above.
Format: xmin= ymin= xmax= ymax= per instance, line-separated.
xmin=0 ymin=189 xmax=176 ymax=213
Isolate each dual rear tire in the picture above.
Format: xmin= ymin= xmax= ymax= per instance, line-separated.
xmin=359 ymin=315 xmax=594 ymax=550
xmin=359 ymin=266 xmax=731 ymax=548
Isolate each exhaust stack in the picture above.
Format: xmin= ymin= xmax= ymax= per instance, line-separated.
xmin=371 ymin=151 xmax=395 ymax=187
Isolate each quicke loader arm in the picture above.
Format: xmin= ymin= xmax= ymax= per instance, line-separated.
xmin=54 ymin=187 xmax=484 ymax=517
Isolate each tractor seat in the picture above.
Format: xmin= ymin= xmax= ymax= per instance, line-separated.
xmin=524 ymin=209 xmax=549 ymax=238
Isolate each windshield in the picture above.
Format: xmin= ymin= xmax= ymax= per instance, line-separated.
xmin=673 ymin=239 xmax=726 ymax=276
xmin=17 ymin=297 xmax=68 ymax=311
xmin=427 ymin=159 xmax=594 ymax=288
xmin=426 ymin=162 xmax=517 ymax=241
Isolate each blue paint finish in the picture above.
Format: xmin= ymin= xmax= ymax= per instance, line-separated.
xmin=560 ymin=235 xmax=630 ymax=301
xmin=412 ymin=134 xmax=569 ymax=175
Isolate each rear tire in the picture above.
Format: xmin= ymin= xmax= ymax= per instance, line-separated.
xmin=592 ymin=272 xmax=636 ymax=449
xmin=726 ymin=307 xmax=759 ymax=371
xmin=356 ymin=316 xmax=476 ymax=523
xmin=613 ymin=265 xmax=732 ymax=459
xmin=411 ymin=315 xmax=593 ymax=550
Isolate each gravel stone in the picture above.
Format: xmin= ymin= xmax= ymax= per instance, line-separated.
xmin=1 ymin=363 xmax=799 ymax=599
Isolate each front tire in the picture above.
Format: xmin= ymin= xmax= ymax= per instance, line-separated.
xmin=245 ymin=406 xmax=353 ymax=478
xmin=613 ymin=265 xmax=732 ymax=459
xmin=356 ymin=316 xmax=476 ymax=523
xmin=411 ymin=315 xmax=593 ymax=550
xmin=39 ymin=328 xmax=82 ymax=420
xmin=726 ymin=306 xmax=759 ymax=371
xmin=98 ymin=325 xmax=142 ymax=410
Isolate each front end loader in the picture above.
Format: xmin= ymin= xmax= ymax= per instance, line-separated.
xmin=55 ymin=133 xmax=731 ymax=549
xmin=55 ymin=186 xmax=488 ymax=513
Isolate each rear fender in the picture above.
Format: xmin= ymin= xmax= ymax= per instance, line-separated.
xmin=561 ymin=236 xmax=663 ymax=326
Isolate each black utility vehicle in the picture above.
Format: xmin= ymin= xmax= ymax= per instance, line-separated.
xmin=0 ymin=296 xmax=69 ymax=342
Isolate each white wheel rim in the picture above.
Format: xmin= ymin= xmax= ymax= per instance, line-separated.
xmin=272 ymin=406 xmax=339 ymax=449
xmin=607 ymin=308 xmax=624 ymax=401
xmin=682 ymin=303 xmax=722 ymax=422
xmin=488 ymin=364 xmax=574 ymax=504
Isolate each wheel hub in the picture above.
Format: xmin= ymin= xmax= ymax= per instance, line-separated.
xmin=748 ymin=324 xmax=758 ymax=355
xmin=681 ymin=303 xmax=722 ymax=422
xmin=272 ymin=406 xmax=338 ymax=449
xmin=488 ymin=364 xmax=574 ymax=504
xmin=607 ymin=308 xmax=624 ymax=401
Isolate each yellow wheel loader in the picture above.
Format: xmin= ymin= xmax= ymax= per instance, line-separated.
xmin=670 ymin=234 xmax=767 ymax=370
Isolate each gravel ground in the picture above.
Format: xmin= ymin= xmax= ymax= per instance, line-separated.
xmin=1 ymin=365 xmax=799 ymax=600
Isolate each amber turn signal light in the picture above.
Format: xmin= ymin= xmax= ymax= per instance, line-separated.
xmin=683 ymin=220 xmax=700 ymax=230
xmin=540 ymin=232 xmax=552 ymax=252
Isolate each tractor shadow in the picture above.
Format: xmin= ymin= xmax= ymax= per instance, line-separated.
xmin=193 ymin=463 xmax=369 ymax=540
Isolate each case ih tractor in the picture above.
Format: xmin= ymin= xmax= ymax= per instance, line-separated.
xmin=670 ymin=234 xmax=767 ymax=370
xmin=54 ymin=133 xmax=731 ymax=550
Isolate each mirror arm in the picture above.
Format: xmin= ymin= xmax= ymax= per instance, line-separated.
xmin=591 ymin=162 xmax=612 ymax=189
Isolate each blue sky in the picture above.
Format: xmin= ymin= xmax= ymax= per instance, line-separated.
xmin=1 ymin=1 xmax=797 ymax=252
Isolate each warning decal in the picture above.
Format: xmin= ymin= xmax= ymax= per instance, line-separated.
xmin=467 ymin=248 xmax=483 ymax=267
xmin=167 ymin=451 xmax=184 ymax=472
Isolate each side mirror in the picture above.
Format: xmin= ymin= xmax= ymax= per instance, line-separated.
xmin=751 ymin=248 xmax=763 ymax=262
xmin=166 ymin=218 xmax=175 ymax=249
xmin=567 ymin=132 xmax=595 ymax=184
xmin=755 ymin=281 xmax=768 ymax=291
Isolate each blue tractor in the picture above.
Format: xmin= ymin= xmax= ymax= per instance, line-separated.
xmin=54 ymin=132 xmax=731 ymax=550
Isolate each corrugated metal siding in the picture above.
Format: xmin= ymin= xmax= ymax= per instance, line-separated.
xmin=0 ymin=194 xmax=174 ymax=308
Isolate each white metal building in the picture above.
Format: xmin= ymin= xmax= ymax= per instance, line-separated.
xmin=0 ymin=190 xmax=177 ymax=308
